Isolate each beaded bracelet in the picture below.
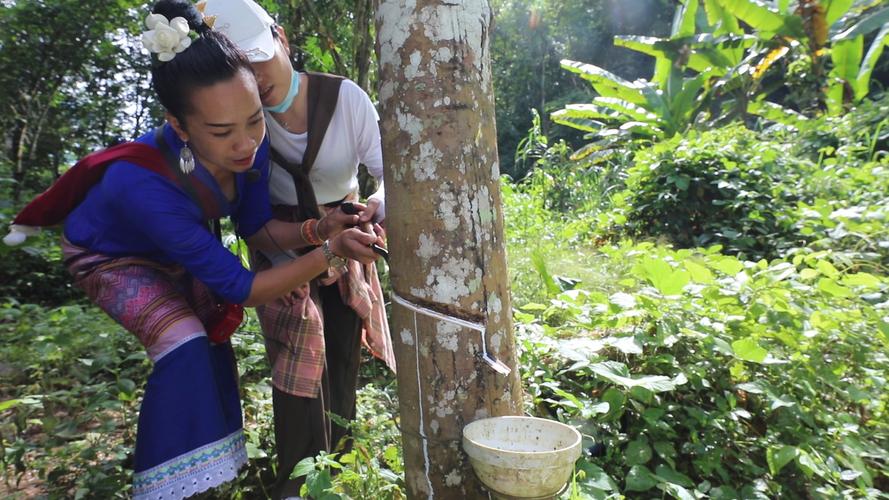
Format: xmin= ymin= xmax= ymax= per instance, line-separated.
xmin=301 ymin=219 xmax=323 ymax=246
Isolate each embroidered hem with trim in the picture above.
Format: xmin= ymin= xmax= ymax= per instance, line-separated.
xmin=133 ymin=430 xmax=247 ymax=500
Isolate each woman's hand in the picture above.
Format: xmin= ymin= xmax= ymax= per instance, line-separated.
xmin=318 ymin=202 xmax=365 ymax=240
xmin=359 ymin=198 xmax=383 ymax=225
xmin=329 ymin=227 xmax=382 ymax=265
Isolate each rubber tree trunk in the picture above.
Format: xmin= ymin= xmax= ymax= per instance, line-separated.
xmin=375 ymin=0 xmax=524 ymax=498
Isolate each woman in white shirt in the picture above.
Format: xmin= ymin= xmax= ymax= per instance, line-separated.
xmin=205 ymin=1 xmax=396 ymax=498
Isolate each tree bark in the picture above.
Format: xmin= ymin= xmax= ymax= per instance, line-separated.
xmin=375 ymin=1 xmax=523 ymax=498
xmin=353 ymin=0 xmax=374 ymax=90
xmin=12 ymin=120 xmax=28 ymax=204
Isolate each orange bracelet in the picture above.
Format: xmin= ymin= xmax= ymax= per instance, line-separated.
xmin=301 ymin=219 xmax=323 ymax=246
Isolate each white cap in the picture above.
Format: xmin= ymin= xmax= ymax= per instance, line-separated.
xmin=204 ymin=0 xmax=277 ymax=62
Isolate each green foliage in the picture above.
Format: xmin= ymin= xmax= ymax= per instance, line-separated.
xmin=255 ymin=0 xmax=376 ymax=90
xmin=517 ymin=241 xmax=889 ymax=499
xmin=0 ymin=224 xmax=83 ymax=306
xmin=505 ymin=93 xmax=889 ymax=498
xmin=0 ymin=302 xmax=148 ymax=497
xmin=607 ymin=124 xmax=811 ymax=259
xmin=0 ymin=0 xmax=156 ymax=204
xmin=286 ymin=382 xmax=404 ymax=500
xmin=491 ymin=0 xmax=674 ymax=178
xmin=551 ymin=0 xmax=889 ymax=158
xmin=551 ymin=3 xmax=726 ymax=159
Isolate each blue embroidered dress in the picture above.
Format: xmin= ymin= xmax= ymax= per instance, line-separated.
xmin=63 ymin=124 xmax=271 ymax=499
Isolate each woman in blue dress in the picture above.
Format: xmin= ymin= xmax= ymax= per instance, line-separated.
xmin=17 ymin=0 xmax=384 ymax=497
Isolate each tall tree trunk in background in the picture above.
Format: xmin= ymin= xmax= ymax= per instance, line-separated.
xmin=11 ymin=120 xmax=28 ymax=204
xmin=375 ymin=1 xmax=523 ymax=497
xmin=353 ymin=0 xmax=373 ymax=90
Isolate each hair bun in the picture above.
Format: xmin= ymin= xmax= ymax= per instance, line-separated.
xmin=151 ymin=0 xmax=204 ymax=32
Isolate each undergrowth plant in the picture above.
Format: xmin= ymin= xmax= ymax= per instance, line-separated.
xmin=517 ymin=242 xmax=888 ymax=499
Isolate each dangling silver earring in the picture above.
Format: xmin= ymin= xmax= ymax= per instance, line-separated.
xmin=179 ymin=143 xmax=195 ymax=174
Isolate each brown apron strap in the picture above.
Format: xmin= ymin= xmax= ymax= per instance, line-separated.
xmin=271 ymin=72 xmax=345 ymax=222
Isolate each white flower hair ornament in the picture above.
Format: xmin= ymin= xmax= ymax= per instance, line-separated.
xmin=142 ymin=14 xmax=193 ymax=62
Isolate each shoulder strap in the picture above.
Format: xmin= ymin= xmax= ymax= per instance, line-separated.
xmin=271 ymin=72 xmax=344 ymax=221
xmin=12 ymin=129 xmax=225 ymax=233
xmin=13 ymin=142 xmax=167 ymax=228
xmin=303 ymin=72 xmax=344 ymax=173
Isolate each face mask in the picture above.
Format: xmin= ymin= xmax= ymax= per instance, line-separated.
xmin=263 ymin=69 xmax=300 ymax=113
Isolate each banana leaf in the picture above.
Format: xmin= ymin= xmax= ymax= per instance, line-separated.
xmin=593 ymin=97 xmax=662 ymax=124
xmin=824 ymin=0 xmax=855 ymax=27
xmin=833 ymin=4 xmax=889 ymax=41
xmin=716 ymin=0 xmax=785 ymax=35
xmin=854 ymin=23 xmax=889 ymax=101
xmin=704 ymin=0 xmax=742 ymax=34
xmin=827 ymin=35 xmax=864 ymax=114
xmin=560 ymin=59 xmax=652 ymax=106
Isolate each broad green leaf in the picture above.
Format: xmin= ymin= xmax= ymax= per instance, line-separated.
xmin=716 ymin=0 xmax=785 ymax=35
xmin=672 ymin=0 xmax=699 ymax=38
xmin=532 ymin=250 xmax=561 ymax=296
xmin=608 ymin=336 xmax=644 ymax=355
xmin=654 ymin=441 xmax=678 ymax=467
xmin=662 ymin=483 xmax=696 ymax=500
xmin=550 ymin=110 xmax=607 ymax=133
xmin=731 ymin=337 xmax=768 ymax=363
xmin=609 ymin=292 xmax=637 ymax=309
xmin=797 ymin=450 xmax=828 ymax=478
xmin=117 ymin=378 xmax=136 ymax=395
xmin=561 ymin=59 xmax=650 ymax=105
xmin=614 ymin=35 xmax=676 ymax=61
xmin=0 ymin=399 xmax=22 ymax=411
xmin=556 ymin=338 xmax=606 ymax=362
xmin=592 ymin=96 xmax=660 ymax=123
xmin=834 ymin=39 xmax=866 ymax=83
xmin=588 ymin=361 xmax=679 ymax=392
xmin=670 ymin=74 xmax=708 ymax=125
xmin=833 ymin=5 xmax=889 ymax=41
xmin=816 ymin=260 xmax=840 ymax=278
xmin=767 ymin=445 xmax=799 ymax=475
xmin=548 ymin=386 xmax=586 ymax=410
xmin=769 ymin=394 xmax=796 ymax=410
xmin=637 ymin=257 xmax=691 ymax=295
xmin=841 ymin=272 xmax=882 ymax=289
xmin=711 ymin=256 xmax=744 ymax=275
xmin=653 ymin=53 xmax=673 ymax=88
xmin=626 ymin=465 xmax=658 ymax=491
xmin=291 ymin=457 xmax=317 ymax=479
xmin=587 ymin=402 xmax=611 ymax=415
xmin=383 ymin=445 xmax=399 ymax=467
xmin=618 ymin=121 xmax=665 ymax=137
xmin=655 ymin=465 xmax=695 ymax=487
xmin=829 ymin=36 xmax=864 ymax=113
xmin=855 ymin=23 xmax=889 ymax=101
xmin=736 ymin=381 xmax=767 ymax=394
xmin=576 ymin=461 xmax=616 ymax=491
xmin=826 ymin=78 xmax=845 ymax=115
xmin=817 ymin=278 xmax=853 ymax=297
xmin=799 ymin=268 xmax=820 ymax=280
xmin=825 ymin=0 xmax=854 ymax=27
xmin=246 ymin=441 xmax=267 ymax=459
xmin=520 ymin=302 xmax=548 ymax=312
xmin=601 ymin=388 xmax=626 ymax=419
xmin=626 ymin=438 xmax=653 ymax=466
xmin=704 ymin=0 xmax=742 ymax=34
